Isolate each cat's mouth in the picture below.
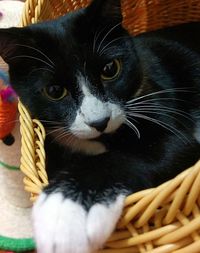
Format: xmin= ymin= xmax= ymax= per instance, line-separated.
xmin=50 ymin=130 xmax=107 ymax=155
xmin=70 ymin=116 xmax=125 ymax=140
xmin=49 ymin=118 xmax=124 ymax=155
xmin=71 ymin=130 xmax=102 ymax=140
xmin=69 ymin=111 xmax=125 ymax=140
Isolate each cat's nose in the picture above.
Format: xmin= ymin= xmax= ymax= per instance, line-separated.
xmin=87 ymin=117 xmax=110 ymax=132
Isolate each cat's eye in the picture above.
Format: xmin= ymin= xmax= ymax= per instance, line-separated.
xmin=43 ymin=85 xmax=68 ymax=101
xmin=101 ymin=59 xmax=121 ymax=81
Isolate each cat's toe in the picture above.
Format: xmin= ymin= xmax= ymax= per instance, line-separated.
xmin=32 ymin=192 xmax=90 ymax=253
xmin=86 ymin=195 xmax=125 ymax=250
xmin=32 ymin=192 xmax=125 ymax=253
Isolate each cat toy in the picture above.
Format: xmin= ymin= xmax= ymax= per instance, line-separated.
xmin=0 ymin=70 xmax=17 ymax=144
xmin=0 ymin=69 xmax=34 ymax=252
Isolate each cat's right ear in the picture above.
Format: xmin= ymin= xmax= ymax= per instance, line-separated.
xmin=86 ymin=0 xmax=122 ymax=24
xmin=0 ymin=27 xmax=31 ymax=65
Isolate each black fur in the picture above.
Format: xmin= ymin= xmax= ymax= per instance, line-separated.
xmin=1 ymin=0 xmax=200 ymax=210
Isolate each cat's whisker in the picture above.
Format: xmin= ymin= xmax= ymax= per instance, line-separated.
xmin=51 ymin=129 xmax=72 ymax=143
xmin=47 ymin=126 xmax=63 ymax=132
xmin=83 ymin=61 xmax=87 ymax=77
xmin=46 ymin=124 xmax=63 ymax=128
xmin=126 ymin=109 xmax=191 ymax=130
xmin=126 ymin=116 xmax=139 ymax=124
xmin=127 ymin=108 xmax=193 ymax=124
xmin=2 ymin=119 xmax=20 ymax=125
xmin=99 ymin=36 xmax=128 ymax=56
xmin=97 ymin=23 xmax=121 ymax=53
xmin=126 ymin=88 xmax=194 ymax=105
xmin=15 ymin=44 xmax=55 ymax=67
xmin=12 ymin=119 xmax=20 ymax=124
xmin=46 ymin=127 xmax=67 ymax=136
xmin=9 ymin=55 xmax=54 ymax=69
xmin=39 ymin=119 xmax=64 ymax=125
xmin=126 ymin=97 xmax=191 ymax=107
xmin=57 ymin=130 xmax=80 ymax=147
xmin=127 ymin=111 xmax=190 ymax=144
xmin=41 ymin=123 xmax=64 ymax=128
xmin=65 ymin=134 xmax=75 ymax=147
xmin=124 ymin=118 xmax=140 ymax=139
xmin=56 ymin=131 xmax=71 ymax=141
xmin=46 ymin=128 xmax=59 ymax=134
xmin=125 ymin=105 xmax=194 ymax=123
xmin=93 ymin=31 xmax=99 ymax=53
xmin=93 ymin=27 xmax=107 ymax=53
xmin=30 ymin=67 xmax=55 ymax=74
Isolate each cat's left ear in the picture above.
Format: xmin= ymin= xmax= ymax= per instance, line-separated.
xmin=86 ymin=0 xmax=122 ymax=23
xmin=0 ymin=27 xmax=31 ymax=65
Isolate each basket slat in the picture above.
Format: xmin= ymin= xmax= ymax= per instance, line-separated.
xmin=20 ymin=0 xmax=200 ymax=35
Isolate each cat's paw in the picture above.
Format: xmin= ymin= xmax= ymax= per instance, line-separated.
xmin=32 ymin=192 xmax=125 ymax=253
xmin=32 ymin=192 xmax=89 ymax=253
xmin=87 ymin=197 xmax=125 ymax=250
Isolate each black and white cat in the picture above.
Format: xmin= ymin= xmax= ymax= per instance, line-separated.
xmin=1 ymin=0 xmax=200 ymax=252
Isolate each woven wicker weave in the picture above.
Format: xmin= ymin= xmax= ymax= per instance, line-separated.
xmin=18 ymin=0 xmax=200 ymax=252
xmin=20 ymin=0 xmax=200 ymax=35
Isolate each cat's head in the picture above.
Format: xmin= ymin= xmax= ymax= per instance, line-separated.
xmin=0 ymin=0 xmax=142 ymax=154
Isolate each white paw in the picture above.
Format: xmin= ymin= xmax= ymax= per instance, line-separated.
xmin=32 ymin=192 xmax=89 ymax=253
xmin=87 ymin=196 xmax=125 ymax=250
xmin=32 ymin=192 xmax=125 ymax=253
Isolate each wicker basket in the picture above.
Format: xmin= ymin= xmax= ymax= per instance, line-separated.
xmin=18 ymin=0 xmax=200 ymax=252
